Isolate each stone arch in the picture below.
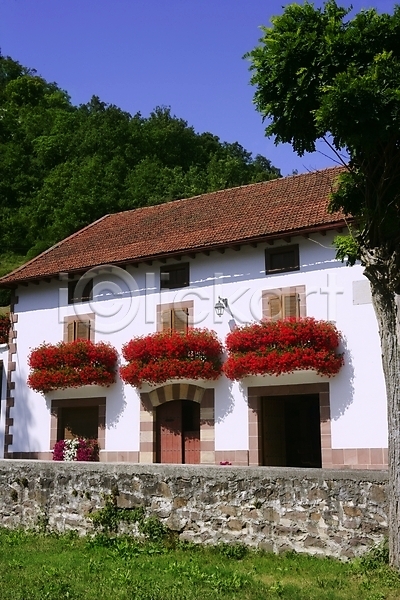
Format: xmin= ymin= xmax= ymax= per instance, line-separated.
xmin=140 ymin=383 xmax=214 ymax=465
xmin=148 ymin=383 xmax=206 ymax=407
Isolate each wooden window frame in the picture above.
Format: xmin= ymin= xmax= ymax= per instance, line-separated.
xmin=68 ymin=277 xmax=93 ymax=304
xmin=156 ymin=301 xmax=194 ymax=332
xmin=63 ymin=313 xmax=95 ymax=342
xmin=160 ymin=263 xmax=190 ymax=290
xmin=262 ymin=286 xmax=306 ymax=320
xmin=50 ymin=397 xmax=106 ymax=450
xmin=265 ymin=244 xmax=300 ymax=275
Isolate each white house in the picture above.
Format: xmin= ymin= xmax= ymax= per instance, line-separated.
xmin=0 ymin=166 xmax=388 ymax=469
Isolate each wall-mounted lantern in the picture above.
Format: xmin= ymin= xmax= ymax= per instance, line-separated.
xmin=214 ymin=296 xmax=228 ymax=317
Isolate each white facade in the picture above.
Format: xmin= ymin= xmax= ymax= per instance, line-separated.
xmin=0 ymin=343 xmax=9 ymax=459
xmin=5 ymin=229 xmax=388 ymax=468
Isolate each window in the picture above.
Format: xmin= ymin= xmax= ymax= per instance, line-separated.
xmin=157 ymin=301 xmax=193 ymax=332
xmin=68 ymin=277 xmax=93 ymax=304
xmin=60 ymin=406 xmax=99 ymax=440
xmin=265 ymin=245 xmax=300 ymax=274
xmin=63 ymin=314 xmax=95 ymax=342
xmin=51 ymin=397 xmax=106 ymax=450
xmin=262 ymin=286 xmax=306 ymax=320
xmin=160 ymin=263 xmax=189 ymax=289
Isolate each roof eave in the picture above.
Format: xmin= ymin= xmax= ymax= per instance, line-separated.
xmin=0 ymin=219 xmax=349 ymax=287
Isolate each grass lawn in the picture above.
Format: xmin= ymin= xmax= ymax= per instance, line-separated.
xmin=0 ymin=529 xmax=399 ymax=600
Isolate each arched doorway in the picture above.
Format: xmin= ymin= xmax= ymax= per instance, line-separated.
xmin=156 ymin=399 xmax=200 ymax=464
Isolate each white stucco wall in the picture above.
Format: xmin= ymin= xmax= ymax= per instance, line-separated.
xmin=0 ymin=344 xmax=9 ymax=458
xmin=8 ymin=230 xmax=388 ymax=455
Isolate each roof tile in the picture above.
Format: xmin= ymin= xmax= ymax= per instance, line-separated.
xmin=0 ymin=166 xmax=346 ymax=284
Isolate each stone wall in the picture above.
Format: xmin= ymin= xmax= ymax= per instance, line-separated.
xmin=0 ymin=460 xmax=388 ymax=558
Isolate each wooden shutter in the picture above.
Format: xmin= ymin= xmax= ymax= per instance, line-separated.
xmin=269 ymin=296 xmax=282 ymax=320
xmin=76 ymin=320 xmax=91 ymax=340
xmin=172 ymin=308 xmax=188 ymax=332
xmin=282 ymin=294 xmax=299 ymax=318
xmin=263 ymin=289 xmax=303 ymax=320
xmin=262 ymin=292 xmax=281 ymax=320
xmin=67 ymin=322 xmax=75 ymax=342
xmin=161 ymin=309 xmax=172 ymax=331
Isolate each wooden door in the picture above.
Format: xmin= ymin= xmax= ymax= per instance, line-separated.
xmin=261 ymin=396 xmax=286 ymax=466
xmin=182 ymin=401 xmax=200 ymax=464
xmin=157 ymin=401 xmax=183 ymax=464
xmin=156 ymin=400 xmax=200 ymax=464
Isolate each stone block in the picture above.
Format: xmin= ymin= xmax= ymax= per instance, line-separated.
xmin=166 ymin=514 xmax=187 ymax=531
xmin=369 ymin=484 xmax=386 ymax=504
xmin=219 ymin=505 xmax=237 ymax=517
xmin=227 ymin=519 xmax=245 ymax=531
xmin=116 ymin=493 xmax=134 ymax=508
xmin=173 ymin=497 xmax=187 ymax=509
xmin=157 ymin=481 xmax=172 ymax=498
xmin=262 ymin=507 xmax=280 ymax=522
xmin=343 ymin=505 xmax=362 ymax=517
xmin=303 ymin=535 xmax=326 ymax=549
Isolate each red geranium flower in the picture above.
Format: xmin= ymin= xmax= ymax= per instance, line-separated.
xmin=0 ymin=314 xmax=10 ymax=345
xmin=223 ymin=317 xmax=344 ymax=379
xmin=120 ymin=328 xmax=223 ymax=386
xmin=28 ymin=340 xmax=118 ymax=393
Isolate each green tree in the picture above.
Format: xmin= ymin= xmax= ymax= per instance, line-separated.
xmin=247 ymin=0 xmax=400 ymax=567
xmin=0 ymin=54 xmax=280 ymax=268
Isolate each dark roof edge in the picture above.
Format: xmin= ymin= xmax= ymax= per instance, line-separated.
xmin=0 ymin=219 xmax=349 ymax=287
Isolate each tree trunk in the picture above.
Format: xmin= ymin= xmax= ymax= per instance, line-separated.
xmin=367 ymin=264 xmax=400 ymax=568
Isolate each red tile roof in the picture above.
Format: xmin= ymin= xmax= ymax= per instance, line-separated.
xmin=0 ymin=166 xmax=346 ymax=285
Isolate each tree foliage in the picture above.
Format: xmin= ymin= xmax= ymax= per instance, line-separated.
xmin=0 ymin=53 xmax=280 ymax=264
xmin=246 ymin=0 xmax=400 ymax=567
xmin=247 ymin=1 xmax=400 ymax=274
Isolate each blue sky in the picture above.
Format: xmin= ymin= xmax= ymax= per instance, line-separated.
xmin=0 ymin=0 xmax=395 ymax=175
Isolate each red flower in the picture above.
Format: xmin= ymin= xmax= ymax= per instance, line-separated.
xmin=120 ymin=328 xmax=223 ymax=386
xmin=52 ymin=439 xmax=66 ymax=461
xmin=76 ymin=438 xmax=99 ymax=462
xmin=224 ymin=317 xmax=344 ymax=379
xmin=0 ymin=314 xmax=10 ymax=345
xmin=52 ymin=438 xmax=99 ymax=461
xmin=28 ymin=340 xmax=118 ymax=393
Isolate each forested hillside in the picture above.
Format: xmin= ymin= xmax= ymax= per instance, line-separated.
xmin=0 ymin=53 xmax=280 ymax=298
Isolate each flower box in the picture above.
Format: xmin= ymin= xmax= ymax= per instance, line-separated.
xmin=120 ymin=328 xmax=223 ymax=387
xmin=27 ymin=339 xmax=118 ymax=393
xmin=223 ymin=317 xmax=343 ymax=379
